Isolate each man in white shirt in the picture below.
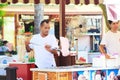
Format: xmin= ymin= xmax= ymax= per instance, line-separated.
xmin=99 ymin=20 xmax=120 ymax=58
xmin=25 ymin=19 xmax=58 ymax=68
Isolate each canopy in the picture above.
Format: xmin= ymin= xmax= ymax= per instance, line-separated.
xmin=1 ymin=0 xmax=103 ymax=5
xmin=0 ymin=0 xmax=103 ymax=37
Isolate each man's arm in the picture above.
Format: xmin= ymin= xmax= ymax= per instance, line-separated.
xmin=45 ymin=45 xmax=58 ymax=56
xmin=99 ymin=45 xmax=110 ymax=59
xmin=25 ymin=41 xmax=32 ymax=52
xmin=50 ymin=49 xmax=58 ymax=56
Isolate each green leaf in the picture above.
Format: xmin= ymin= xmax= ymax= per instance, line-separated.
xmin=29 ymin=25 xmax=34 ymax=32
xmin=0 ymin=3 xmax=8 ymax=8
xmin=0 ymin=19 xmax=3 ymax=27
xmin=0 ymin=10 xmax=6 ymax=16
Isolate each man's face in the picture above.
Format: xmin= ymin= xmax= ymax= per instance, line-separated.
xmin=40 ymin=22 xmax=50 ymax=36
xmin=110 ymin=21 xmax=119 ymax=31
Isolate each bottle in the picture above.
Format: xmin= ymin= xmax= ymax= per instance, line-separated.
xmin=24 ymin=52 xmax=28 ymax=63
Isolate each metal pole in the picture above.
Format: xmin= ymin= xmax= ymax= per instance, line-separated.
xmin=59 ymin=0 xmax=65 ymax=37
xmin=34 ymin=4 xmax=44 ymax=34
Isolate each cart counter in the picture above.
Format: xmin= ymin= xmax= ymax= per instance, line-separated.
xmin=30 ymin=65 xmax=120 ymax=80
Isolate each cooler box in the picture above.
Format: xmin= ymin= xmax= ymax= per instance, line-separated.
xmin=9 ymin=63 xmax=35 ymax=80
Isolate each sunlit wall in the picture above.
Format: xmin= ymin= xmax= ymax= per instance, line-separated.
xmin=3 ymin=17 xmax=15 ymax=48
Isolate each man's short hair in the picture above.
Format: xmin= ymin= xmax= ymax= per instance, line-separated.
xmin=40 ymin=19 xmax=49 ymax=26
xmin=108 ymin=20 xmax=119 ymax=25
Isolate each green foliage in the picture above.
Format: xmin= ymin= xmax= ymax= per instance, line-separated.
xmin=0 ymin=3 xmax=8 ymax=8
xmin=0 ymin=3 xmax=7 ymax=27
xmin=29 ymin=25 xmax=34 ymax=33
xmin=0 ymin=10 xmax=6 ymax=16
xmin=0 ymin=18 xmax=3 ymax=27
xmin=0 ymin=3 xmax=7 ymax=17
xmin=0 ymin=39 xmax=4 ymax=46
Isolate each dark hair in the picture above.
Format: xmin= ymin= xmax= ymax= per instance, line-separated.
xmin=108 ymin=20 xmax=113 ymax=25
xmin=40 ymin=19 xmax=49 ymax=26
xmin=3 ymin=40 xmax=8 ymax=45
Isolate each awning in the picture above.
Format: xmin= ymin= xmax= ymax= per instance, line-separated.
xmin=1 ymin=0 xmax=103 ymax=5
xmin=0 ymin=0 xmax=103 ymax=37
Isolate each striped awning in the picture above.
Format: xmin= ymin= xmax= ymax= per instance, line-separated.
xmin=0 ymin=0 xmax=103 ymax=5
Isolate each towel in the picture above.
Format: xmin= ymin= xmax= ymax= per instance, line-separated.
xmin=60 ymin=37 xmax=70 ymax=56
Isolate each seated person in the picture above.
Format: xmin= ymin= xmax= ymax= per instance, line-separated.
xmin=3 ymin=40 xmax=16 ymax=56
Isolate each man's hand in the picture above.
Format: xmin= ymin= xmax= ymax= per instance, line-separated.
xmin=25 ymin=40 xmax=30 ymax=46
xmin=45 ymin=45 xmax=51 ymax=52
xmin=99 ymin=45 xmax=111 ymax=59
xmin=105 ymin=54 xmax=110 ymax=59
xmin=25 ymin=40 xmax=32 ymax=52
xmin=45 ymin=45 xmax=58 ymax=55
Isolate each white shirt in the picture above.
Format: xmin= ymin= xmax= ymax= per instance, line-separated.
xmin=100 ymin=31 xmax=120 ymax=56
xmin=29 ymin=34 xmax=58 ymax=68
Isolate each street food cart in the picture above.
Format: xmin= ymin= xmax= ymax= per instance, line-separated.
xmin=30 ymin=65 xmax=120 ymax=80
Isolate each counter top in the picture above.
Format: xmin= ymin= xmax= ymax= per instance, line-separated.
xmin=9 ymin=62 xmax=35 ymax=64
xmin=30 ymin=65 xmax=119 ymax=72
xmin=0 ymin=64 xmax=8 ymax=69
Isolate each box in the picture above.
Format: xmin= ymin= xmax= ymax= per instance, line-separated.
xmin=9 ymin=63 xmax=35 ymax=80
xmin=92 ymin=57 xmax=106 ymax=67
